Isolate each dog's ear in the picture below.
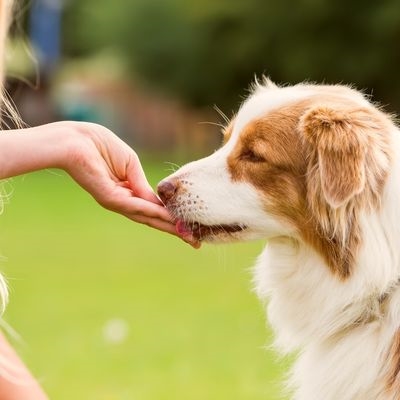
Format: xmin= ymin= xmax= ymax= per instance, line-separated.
xmin=299 ymin=106 xmax=374 ymax=208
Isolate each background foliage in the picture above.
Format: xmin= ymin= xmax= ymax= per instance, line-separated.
xmin=63 ymin=0 xmax=400 ymax=110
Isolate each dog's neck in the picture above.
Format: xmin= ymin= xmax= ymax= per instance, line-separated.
xmin=255 ymin=210 xmax=400 ymax=351
xmin=254 ymin=228 xmax=400 ymax=399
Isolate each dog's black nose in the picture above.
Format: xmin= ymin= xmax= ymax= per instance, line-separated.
xmin=157 ymin=180 xmax=177 ymax=205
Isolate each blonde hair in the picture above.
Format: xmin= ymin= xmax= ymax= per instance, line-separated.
xmin=0 ymin=0 xmax=12 ymax=88
xmin=0 ymin=0 xmax=24 ymax=131
xmin=0 ymin=0 xmax=12 ymax=312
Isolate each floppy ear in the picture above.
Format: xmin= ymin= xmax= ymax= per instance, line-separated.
xmin=300 ymin=106 xmax=371 ymax=208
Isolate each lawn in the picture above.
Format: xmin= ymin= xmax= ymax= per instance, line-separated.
xmin=0 ymin=160 xmax=288 ymax=400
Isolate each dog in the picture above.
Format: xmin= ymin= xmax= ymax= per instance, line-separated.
xmin=157 ymin=79 xmax=400 ymax=400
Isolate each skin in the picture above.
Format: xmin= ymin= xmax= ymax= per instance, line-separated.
xmin=0 ymin=120 xmax=199 ymax=245
xmin=0 ymin=120 xmax=200 ymax=398
xmin=0 ymin=334 xmax=48 ymax=400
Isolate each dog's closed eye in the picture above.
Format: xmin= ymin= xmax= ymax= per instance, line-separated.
xmin=239 ymin=149 xmax=266 ymax=163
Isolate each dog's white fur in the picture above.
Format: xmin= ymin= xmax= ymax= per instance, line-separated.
xmin=158 ymin=81 xmax=400 ymax=399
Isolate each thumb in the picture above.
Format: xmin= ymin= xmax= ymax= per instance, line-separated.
xmin=126 ymin=153 xmax=163 ymax=205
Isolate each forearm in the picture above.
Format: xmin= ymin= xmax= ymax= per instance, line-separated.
xmin=0 ymin=122 xmax=74 ymax=179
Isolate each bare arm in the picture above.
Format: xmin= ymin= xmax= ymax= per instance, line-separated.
xmin=0 ymin=121 xmax=198 ymax=245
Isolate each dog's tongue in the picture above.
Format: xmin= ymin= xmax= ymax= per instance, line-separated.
xmin=176 ymin=220 xmax=193 ymax=235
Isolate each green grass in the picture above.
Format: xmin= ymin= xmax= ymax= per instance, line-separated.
xmin=0 ymin=161 xmax=288 ymax=400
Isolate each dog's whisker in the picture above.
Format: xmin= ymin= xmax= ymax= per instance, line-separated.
xmin=163 ymin=161 xmax=181 ymax=173
xmin=213 ymin=105 xmax=230 ymax=125
xmin=198 ymin=121 xmax=226 ymax=129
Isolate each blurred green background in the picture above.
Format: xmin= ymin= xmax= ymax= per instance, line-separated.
xmin=2 ymin=0 xmax=400 ymax=398
xmin=0 ymin=167 xmax=287 ymax=400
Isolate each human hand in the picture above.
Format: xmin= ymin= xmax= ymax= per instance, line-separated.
xmin=61 ymin=122 xmax=200 ymax=247
xmin=0 ymin=121 xmax=200 ymax=247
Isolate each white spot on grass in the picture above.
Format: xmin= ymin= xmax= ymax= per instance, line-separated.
xmin=102 ymin=318 xmax=129 ymax=344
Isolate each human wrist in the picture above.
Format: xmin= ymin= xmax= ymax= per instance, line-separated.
xmin=45 ymin=121 xmax=91 ymax=172
xmin=23 ymin=121 xmax=82 ymax=173
xmin=53 ymin=121 xmax=105 ymax=176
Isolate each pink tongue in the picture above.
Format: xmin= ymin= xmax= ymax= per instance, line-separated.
xmin=176 ymin=220 xmax=193 ymax=235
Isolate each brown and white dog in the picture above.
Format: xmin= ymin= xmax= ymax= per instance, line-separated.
xmin=157 ymin=79 xmax=400 ymax=400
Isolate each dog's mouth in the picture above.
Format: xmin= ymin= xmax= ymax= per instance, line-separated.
xmin=176 ymin=220 xmax=247 ymax=241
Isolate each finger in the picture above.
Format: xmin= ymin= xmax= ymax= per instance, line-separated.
xmin=126 ymin=214 xmax=178 ymax=236
xmin=101 ymin=187 xmax=173 ymax=221
xmin=126 ymin=153 xmax=162 ymax=204
xmin=127 ymin=215 xmax=201 ymax=249
xmin=185 ymin=238 xmax=202 ymax=249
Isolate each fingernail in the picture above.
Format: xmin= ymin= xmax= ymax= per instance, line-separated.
xmin=182 ymin=235 xmax=201 ymax=249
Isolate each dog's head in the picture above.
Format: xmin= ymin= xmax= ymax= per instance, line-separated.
xmin=158 ymin=80 xmax=392 ymax=278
